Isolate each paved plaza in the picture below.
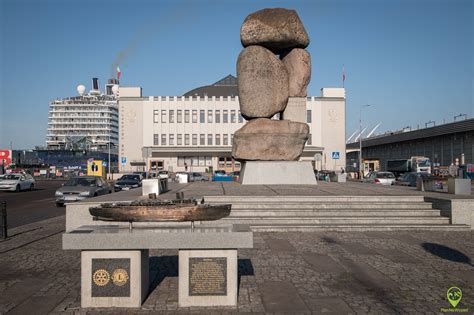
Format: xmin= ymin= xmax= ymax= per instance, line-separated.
xmin=0 ymin=212 xmax=472 ymax=314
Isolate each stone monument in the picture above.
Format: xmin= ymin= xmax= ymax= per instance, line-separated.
xmin=232 ymin=8 xmax=317 ymax=185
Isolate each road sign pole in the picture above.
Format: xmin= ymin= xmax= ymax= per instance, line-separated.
xmin=0 ymin=201 xmax=7 ymax=240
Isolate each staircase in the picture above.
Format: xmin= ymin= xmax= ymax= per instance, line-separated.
xmin=204 ymin=196 xmax=470 ymax=231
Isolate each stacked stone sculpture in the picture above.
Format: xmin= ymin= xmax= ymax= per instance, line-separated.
xmin=232 ymin=8 xmax=312 ymax=162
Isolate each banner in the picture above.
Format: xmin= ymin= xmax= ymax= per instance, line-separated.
xmin=0 ymin=150 xmax=12 ymax=168
xmin=87 ymin=160 xmax=103 ymax=177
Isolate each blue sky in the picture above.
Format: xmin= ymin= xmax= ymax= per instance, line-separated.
xmin=1 ymin=0 xmax=472 ymax=149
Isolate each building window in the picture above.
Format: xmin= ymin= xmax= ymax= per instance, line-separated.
xmin=238 ymin=111 xmax=243 ymax=123
xmin=223 ymin=110 xmax=228 ymax=123
xmin=200 ymin=134 xmax=205 ymax=145
xmin=215 ymin=134 xmax=221 ymax=145
xmin=169 ymin=110 xmax=175 ymax=123
xmin=307 ymin=110 xmax=312 ymax=123
xmin=185 ymin=134 xmax=190 ymax=145
xmin=192 ymin=134 xmax=197 ymax=145
xmin=207 ymin=110 xmax=213 ymax=123
xmin=169 ymin=134 xmax=174 ymax=145
xmin=207 ymin=134 xmax=213 ymax=145
xmin=200 ymin=110 xmax=205 ymax=123
xmin=231 ymin=110 xmax=236 ymax=123
xmin=153 ymin=110 xmax=159 ymax=123
xmin=161 ymin=134 xmax=167 ymax=145
xmin=192 ymin=110 xmax=197 ymax=123
xmin=177 ymin=110 xmax=182 ymax=123
xmin=153 ymin=134 xmax=159 ymax=145
xmin=185 ymin=110 xmax=190 ymax=123
xmin=307 ymin=134 xmax=312 ymax=145
xmin=177 ymin=134 xmax=182 ymax=145
xmin=215 ymin=110 xmax=220 ymax=123
xmin=161 ymin=110 xmax=167 ymax=123
xmin=223 ymin=134 xmax=228 ymax=145
xmin=231 ymin=134 xmax=234 ymax=145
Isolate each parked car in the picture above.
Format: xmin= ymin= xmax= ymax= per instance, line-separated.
xmin=363 ymin=171 xmax=396 ymax=185
xmin=0 ymin=173 xmax=35 ymax=192
xmin=133 ymin=171 xmax=148 ymax=180
xmin=114 ymin=174 xmax=142 ymax=191
xmin=189 ymin=172 xmax=209 ymax=182
xmin=55 ymin=176 xmax=111 ymax=206
xmin=316 ymin=170 xmax=336 ymax=181
xmin=396 ymin=172 xmax=428 ymax=187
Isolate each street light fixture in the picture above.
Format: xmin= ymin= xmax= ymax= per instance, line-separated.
xmin=425 ymin=120 xmax=435 ymax=128
xmin=454 ymin=113 xmax=467 ymax=121
xmin=359 ymin=104 xmax=372 ymax=178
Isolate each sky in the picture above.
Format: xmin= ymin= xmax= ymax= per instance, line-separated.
xmin=0 ymin=0 xmax=472 ymax=149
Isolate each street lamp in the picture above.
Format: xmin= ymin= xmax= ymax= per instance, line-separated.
xmin=454 ymin=113 xmax=467 ymax=121
xmin=359 ymin=104 xmax=372 ymax=178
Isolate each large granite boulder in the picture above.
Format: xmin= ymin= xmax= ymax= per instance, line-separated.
xmin=232 ymin=118 xmax=309 ymax=161
xmin=237 ymin=45 xmax=289 ymax=119
xmin=281 ymin=48 xmax=311 ymax=97
xmin=240 ymin=8 xmax=309 ymax=53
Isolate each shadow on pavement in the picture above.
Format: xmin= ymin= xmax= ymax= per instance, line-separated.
xmin=421 ymin=243 xmax=472 ymax=266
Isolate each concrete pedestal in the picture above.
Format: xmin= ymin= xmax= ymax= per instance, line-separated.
xmin=240 ymin=161 xmax=317 ymax=185
xmin=81 ymin=250 xmax=149 ymax=308
xmin=448 ymin=178 xmax=471 ymax=195
xmin=179 ymin=249 xmax=237 ymax=307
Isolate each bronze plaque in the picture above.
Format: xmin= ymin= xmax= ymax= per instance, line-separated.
xmin=91 ymin=258 xmax=130 ymax=297
xmin=189 ymin=257 xmax=227 ymax=296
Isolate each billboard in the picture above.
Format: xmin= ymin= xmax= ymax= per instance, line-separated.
xmin=0 ymin=150 xmax=12 ymax=168
xmin=87 ymin=160 xmax=103 ymax=177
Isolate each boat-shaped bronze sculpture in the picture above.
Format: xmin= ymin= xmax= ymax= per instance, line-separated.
xmin=89 ymin=198 xmax=231 ymax=230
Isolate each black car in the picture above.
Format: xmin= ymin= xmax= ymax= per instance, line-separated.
xmin=114 ymin=174 xmax=142 ymax=191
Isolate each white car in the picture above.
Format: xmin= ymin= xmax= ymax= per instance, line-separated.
xmin=363 ymin=172 xmax=396 ymax=185
xmin=0 ymin=173 xmax=36 ymax=192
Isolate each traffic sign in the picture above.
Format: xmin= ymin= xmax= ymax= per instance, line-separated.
xmin=102 ymin=161 xmax=107 ymax=167
xmin=331 ymin=152 xmax=340 ymax=159
xmin=121 ymin=157 xmax=126 ymax=164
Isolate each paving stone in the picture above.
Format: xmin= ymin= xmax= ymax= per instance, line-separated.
xmin=264 ymin=238 xmax=296 ymax=252
xmin=304 ymin=297 xmax=354 ymax=314
xmin=258 ymin=281 xmax=309 ymax=313
xmin=374 ymin=248 xmax=422 ymax=264
xmin=301 ymin=253 xmax=346 ymax=274
xmin=337 ymin=258 xmax=399 ymax=291
xmin=339 ymin=242 xmax=378 ymax=255
xmin=8 ymin=295 xmax=67 ymax=315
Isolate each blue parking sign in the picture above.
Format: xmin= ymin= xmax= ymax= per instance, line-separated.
xmin=121 ymin=157 xmax=127 ymax=164
xmin=331 ymin=152 xmax=340 ymax=159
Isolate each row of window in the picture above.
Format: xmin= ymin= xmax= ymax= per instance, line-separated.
xmin=153 ymin=133 xmax=312 ymax=146
xmin=153 ymin=109 xmax=244 ymax=124
xmin=153 ymin=134 xmax=234 ymax=146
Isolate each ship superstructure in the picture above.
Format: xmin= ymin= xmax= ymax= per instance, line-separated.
xmin=46 ymin=78 xmax=119 ymax=151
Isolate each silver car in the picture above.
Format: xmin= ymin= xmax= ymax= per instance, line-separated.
xmin=55 ymin=176 xmax=111 ymax=206
xmin=0 ymin=173 xmax=35 ymax=192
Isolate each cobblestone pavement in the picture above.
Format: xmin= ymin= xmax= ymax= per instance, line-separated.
xmin=0 ymin=216 xmax=472 ymax=314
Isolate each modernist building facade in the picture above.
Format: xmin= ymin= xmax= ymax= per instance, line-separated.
xmin=118 ymin=76 xmax=346 ymax=174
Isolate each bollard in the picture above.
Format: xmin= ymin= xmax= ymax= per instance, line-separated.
xmin=0 ymin=201 xmax=6 ymax=240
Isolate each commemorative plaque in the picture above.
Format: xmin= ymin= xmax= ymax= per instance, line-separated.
xmin=91 ymin=258 xmax=131 ymax=297
xmin=189 ymin=257 xmax=227 ymax=296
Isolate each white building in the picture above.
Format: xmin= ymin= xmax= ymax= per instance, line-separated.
xmin=119 ymin=75 xmax=346 ymax=173
xmin=46 ymin=78 xmax=119 ymax=151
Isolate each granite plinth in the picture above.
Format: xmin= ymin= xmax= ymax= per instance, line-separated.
xmin=63 ymin=225 xmax=253 ymax=250
xmin=240 ymin=161 xmax=317 ymax=185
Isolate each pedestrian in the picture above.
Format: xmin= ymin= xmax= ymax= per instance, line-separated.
xmin=341 ymin=167 xmax=345 ymax=174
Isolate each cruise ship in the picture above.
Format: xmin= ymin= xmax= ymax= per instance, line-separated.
xmin=46 ymin=78 xmax=119 ymax=151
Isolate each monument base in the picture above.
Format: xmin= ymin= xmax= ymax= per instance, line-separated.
xmin=240 ymin=161 xmax=317 ymax=185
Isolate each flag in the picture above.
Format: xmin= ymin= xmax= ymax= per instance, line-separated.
xmin=117 ymin=66 xmax=121 ymax=81
xmin=342 ymin=65 xmax=346 ymax=85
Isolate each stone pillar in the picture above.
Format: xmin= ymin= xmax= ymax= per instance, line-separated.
xmin=81 ymin=250 xmax=149 ymax=308
xmin=282 ymin=97 xmax=306 ymax=123
xmin=178 ymin=249 xmax=238 ymax=307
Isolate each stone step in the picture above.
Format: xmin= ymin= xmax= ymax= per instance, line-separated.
xmin=215 ymin=216 xmax=450 ymax=225
xmin=226 ymin=203 xmax=433 ymax=210
xmin=228 ymin=209 xmax=442 ymax=217
xmin=246 ymin=223 xmax=470 ymax=232
xmin=204 ymin=195 xmax=426 ymax=203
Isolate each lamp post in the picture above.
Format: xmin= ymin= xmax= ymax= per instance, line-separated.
xmin=359 ymin=104 xmax=372 ymax=179
xmin=108 ymin=132 xmax=111 ymax=180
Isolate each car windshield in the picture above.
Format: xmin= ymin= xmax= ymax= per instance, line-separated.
xmin=417 ymin=159 xmax=431 ymax=167
xmin=120 ymin=175 xmax=139 ymax=181
xmin=377 ymin=173 xmax=395 ymax=179
xmin=65 ymin=178 xmax=97 ymax=187
xmin=4 ymin=175 xmax=20 ymax=180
